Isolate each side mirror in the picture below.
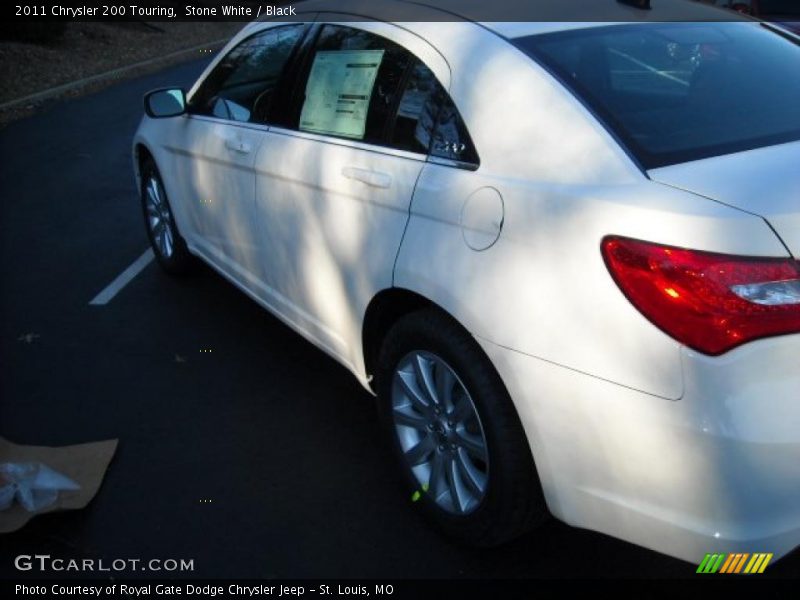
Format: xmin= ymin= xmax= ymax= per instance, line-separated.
xmin=144 ymin=88 xmax=186 ymax=118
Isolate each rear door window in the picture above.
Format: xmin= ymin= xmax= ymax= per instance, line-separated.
xmin=284 ymin=24 xmax=478 ymax=165
xmin=389 ymin=61 xmax=479 ymax=165
xmin=295 ymin=25 xmax=412 ymax=144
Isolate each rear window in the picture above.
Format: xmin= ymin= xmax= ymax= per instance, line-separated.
xmin=515 ymin=23 xmax=800 ymax=168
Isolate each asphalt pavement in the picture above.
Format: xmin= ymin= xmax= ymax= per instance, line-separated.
xmin=0 ymin=58 xmax=797 ymax=580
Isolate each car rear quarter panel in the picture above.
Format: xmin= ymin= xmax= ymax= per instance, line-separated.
xmin=394 ymin=28 xmax=790 ymax=400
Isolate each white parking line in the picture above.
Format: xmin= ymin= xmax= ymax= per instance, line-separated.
xmin=89 ymin=249 xmax=154 ymax=305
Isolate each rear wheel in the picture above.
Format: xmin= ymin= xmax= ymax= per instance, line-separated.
xmin=376 ymin=308 xmax=549 ymax=546
xmin=140 ymin=158 xmax=194 ymax=275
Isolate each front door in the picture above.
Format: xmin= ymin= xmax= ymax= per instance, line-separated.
xmin=173 ymin=23 xmax=306 ymax=277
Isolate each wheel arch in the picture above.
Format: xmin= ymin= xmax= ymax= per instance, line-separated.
xmin=132 ymin=140 xmax=193 ymax=248
xmin=362 ymin=287 xmax=506 ymax=397
xmin=133 ymin=141 xmax=155 ymax=185
xmin=362 ymin=288 xmax=433 ymax=392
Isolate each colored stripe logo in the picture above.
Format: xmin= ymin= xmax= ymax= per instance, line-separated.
xmin=697 ymin=553 xmax=773 ymax=574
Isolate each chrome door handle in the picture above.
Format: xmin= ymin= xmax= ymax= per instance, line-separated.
xmin=225 ymin=138 xmax=252 ymax=154
xmin=341 ymin=166 xmax=392 ymax=189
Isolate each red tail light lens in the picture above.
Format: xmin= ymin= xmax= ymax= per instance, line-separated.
xmin=601 ymin=236 xmax=800 ymax=355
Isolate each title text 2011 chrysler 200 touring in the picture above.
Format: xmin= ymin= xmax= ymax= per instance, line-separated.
xmin=132 ymin=0 xmax=800 ymax=563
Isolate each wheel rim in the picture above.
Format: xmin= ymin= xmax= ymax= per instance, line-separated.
xmin=144 ymin=176 xmax=174 ymax=259
xmin=391 ymin=351 xmax=489 ymax=515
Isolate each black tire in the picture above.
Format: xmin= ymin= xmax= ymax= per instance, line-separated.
xmin=140 ymin=158 xmax=195 ymax=275
xmin=376 ymin=308 xmax=549 ymax=547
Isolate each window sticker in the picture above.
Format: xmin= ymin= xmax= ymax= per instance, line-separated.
xmin=299 ymin=49 xmax=385 ymax=140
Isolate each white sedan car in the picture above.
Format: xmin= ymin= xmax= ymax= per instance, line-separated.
xmin=132 ymin=0 xmax=800 ymax=564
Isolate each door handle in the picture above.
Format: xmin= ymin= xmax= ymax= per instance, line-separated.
xmin=341 ymin=166 xmax=392 ymax=189
xmin=225 ymin=138 xmax=252 ymax=155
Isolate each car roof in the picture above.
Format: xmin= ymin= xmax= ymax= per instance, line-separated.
xmin=289 ymin=0 xmax=749 ymax=39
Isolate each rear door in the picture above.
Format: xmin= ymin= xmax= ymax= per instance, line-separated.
xmin=251 ymin=22 xmax=450 ymax=366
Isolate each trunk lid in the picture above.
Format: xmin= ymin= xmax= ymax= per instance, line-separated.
xmin=649 ymin=140 xmax=800 ymax=256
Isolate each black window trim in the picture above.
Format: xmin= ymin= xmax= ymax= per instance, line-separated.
xmin=267 ymin=21 xmax=322 ymax=128
xmin=381 ymin=55 xmax=417 ymax=145
xmin=427 ymin=155 xmax=480 ymax=171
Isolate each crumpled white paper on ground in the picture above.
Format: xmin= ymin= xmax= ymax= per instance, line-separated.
xmin=0 ymin=436 xmax=118 ymax=533
xmin=0 ymin=462 xmax=81 ymax=512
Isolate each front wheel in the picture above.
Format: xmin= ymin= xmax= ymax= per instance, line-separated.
xmin=376 ymin=308 xmax=549 ymax=546
xmin=140 ymin=158 xmax=195 ymax=275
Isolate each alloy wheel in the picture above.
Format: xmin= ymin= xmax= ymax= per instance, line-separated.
xmin=144 ymin=175 xmax=174 ymax=259
xmin=391 ymin=351 xmax=490 ymax=515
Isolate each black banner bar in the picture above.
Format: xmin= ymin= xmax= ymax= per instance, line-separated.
xmin=3 ymin=578 xmax=798 ymax=599
xmin=4 ymin=0 xmax=772 ymax=23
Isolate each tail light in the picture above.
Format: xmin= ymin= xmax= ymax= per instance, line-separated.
xmin=601 ymin=236 xmax=800 ymax=355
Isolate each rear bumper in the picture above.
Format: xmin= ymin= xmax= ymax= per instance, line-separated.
xmin=480 ymin=334 xmax=800 ymax=564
